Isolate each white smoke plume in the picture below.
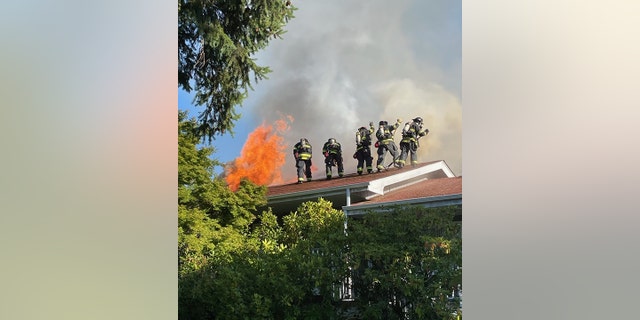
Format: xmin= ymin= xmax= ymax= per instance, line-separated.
xmin=252 ymin=0 xmax=461 ymax=182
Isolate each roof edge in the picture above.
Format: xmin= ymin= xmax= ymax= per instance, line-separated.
xmin=367 ymin=160 xmax=456 ymax=197
xmin=267 ymin=182 xmax=370 ymax=204
xmin=343 ymin=193 xmax=462 ymax=216
xmin=266 ymin=160 xmax=457 ymax=208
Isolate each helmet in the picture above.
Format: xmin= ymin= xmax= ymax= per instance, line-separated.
xmin=300 ymin=138 xmax=308 ymax=144
xmin=379 ymin=121 xmax=387 ymax=126
xmin=328 ymin=138 xmax=336 ymax=144
xmin=413 ymin=117 xmax=423 ymax=124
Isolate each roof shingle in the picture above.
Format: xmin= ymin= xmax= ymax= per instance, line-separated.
xmin=267 ymin=161 xmax=440 ymax=197
xmin=350 ymin=176 xmax=462 ymax=206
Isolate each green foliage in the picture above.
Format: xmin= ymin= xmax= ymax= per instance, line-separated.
xmin=179 ymin=198 xmax=349 ymax=320
xmin=179 ymin=190 xmax=462 ymax=319
xmin=279 ymin=199 xmax=350 ymax=318
xmin=178 ymin=0 xmax=296 ymax=139
xmin=178 ymin=111 xmax=267 ymax=274
xmin=347 ymin=206 xmax=462 ymax=319
xmin=281 ymin=198 xmax=346 ymax=245
xmin=178 ymin=110 xmax=218 ymax=187
xmin=178 ymin=113 xmax=461 ymax=318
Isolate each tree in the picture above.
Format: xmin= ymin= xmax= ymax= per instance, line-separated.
xmin=279 ymin=199 xmax=351 ymax=318
xmin=178 ymin=117 xmax=462 ymax=318
xmin=179 ymin=188 xmax=462 ymax=319
xmin=178 ymin=0 xmax=296 ymax=140
xmin=347 ymin=206 xmax=462 ymax=319
xmin=178 ymin=111 xmax=267 ymax=275
xmin=179 ymin=198 xmax=349 ymax=320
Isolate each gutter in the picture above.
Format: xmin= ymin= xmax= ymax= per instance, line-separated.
xmin=267 ymin=160 xmax=458 ymax=209
xmin=267 ymin=182 xmax=370 ymax=205
xmin=342 ymin=193 xmax=462 ymax=216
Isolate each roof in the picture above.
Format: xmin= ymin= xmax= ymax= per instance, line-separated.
xmin=266 ymin=160 xmax=459 ymax=214
xmin=350 ymin=176 xmax=462 ymax=205
xmin=267 ymin=161 xmax=441 ymax=196
xmin=343 ymin=176 xmax=462 ymax=216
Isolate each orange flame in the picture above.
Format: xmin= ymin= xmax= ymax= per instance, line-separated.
xmin=225 ymin=117 xmax=292 ymax=191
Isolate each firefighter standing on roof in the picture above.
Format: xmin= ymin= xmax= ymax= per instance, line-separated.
xmin=375 ymin=118 xmax=402 ymax=172
xmin=354 ymin=122 xmax=375 ymax=175
xmin=293 ymin=138 xmax=312 ymax=184
xmin=322 ymin=138 xmax=344 ymax=179
xmin=397 ymin=117 xmax=429 ymax=168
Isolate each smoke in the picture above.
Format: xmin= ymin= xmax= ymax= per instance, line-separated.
xmin=224 ymin=116 xmax=293 ymax=191
xmin=372 ymin=79 xmax=462 ymax=172
xmin=246 ymin=0 xmax=461 ymax=181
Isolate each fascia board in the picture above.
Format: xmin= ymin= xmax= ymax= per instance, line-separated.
xmin=267 ymin=182 xmax=370 ymax=205
xmin=267 ymin=160 xmax=457 ymax=205
xmin=366 ymin=160 xmax=453 ymax=197
xmin=437 ymin=161 xmax=456 ymax=177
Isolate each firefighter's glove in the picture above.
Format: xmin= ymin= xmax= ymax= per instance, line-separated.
xmin=369 ymin=121 xmax=374 ymax=127
xmin=397 ymin=118 xmax=402 ymax=123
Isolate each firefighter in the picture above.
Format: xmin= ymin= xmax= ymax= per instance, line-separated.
xmin=375 ymin=118 xmax=402 ymax=172
xmin=293 ymin=138 xmax=312 ymax=184
xmin=322 ymin=138 xmax=344 ymax=179
xmin=354 ymin=122 xmax=375 ymax=175
xmin=397 ymin=117 xmax=429 ymax=168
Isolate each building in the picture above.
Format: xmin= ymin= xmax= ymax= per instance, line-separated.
xmin=267 ymin=160 xmax=462 ymax=218
xmin=266 ymin=159 xmax=463 ymax=317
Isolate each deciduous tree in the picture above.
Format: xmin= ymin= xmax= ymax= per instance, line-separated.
xmin=347 ymin=206 xmax=462 ymax=319
xmin=178 ymin=111 xmax=267 ymax=274
xmin=178 ymin=115 xmax=462 ymax=318
xmin=179 ymin=198 xmax=348 ymax=319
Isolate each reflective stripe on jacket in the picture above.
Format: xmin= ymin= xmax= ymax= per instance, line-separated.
xmin=323 ymin=142 xmax=342 ymax=155
xmin=293 ymin=142 xmax=312 ymax=160
xmin=376 ymin=123 xmax=399 ymax=144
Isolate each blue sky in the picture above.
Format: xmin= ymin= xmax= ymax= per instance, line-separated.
xmin=178 ymin=89 xmax=259 ymax=175
xmin=179 ymin=0 xmax=461 ymax=180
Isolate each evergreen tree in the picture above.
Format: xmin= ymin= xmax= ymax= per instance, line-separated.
xmin=178 ymin=0 xmax=296 ymax=140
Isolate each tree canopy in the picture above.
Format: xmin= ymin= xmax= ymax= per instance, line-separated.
xmin=178 ymin=0 xmax=296 ymax=140
xmin=178 ymin=111 xmax=267 ymax=274
xmin=178 ymin=111 xmax=462 ymax=319
xmin=347 ymin=207 xmax=462 ymax=319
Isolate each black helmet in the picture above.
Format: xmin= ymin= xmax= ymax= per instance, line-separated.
xmin=328 ymin=138 xmax=336 ymax=144
xmin=379 ymin=121 xmax=387 ymax=126
xmin=413 ymin=117 xmax=423 ymax=123
xmin=300 ymin=138 xmax=308 ymax=144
